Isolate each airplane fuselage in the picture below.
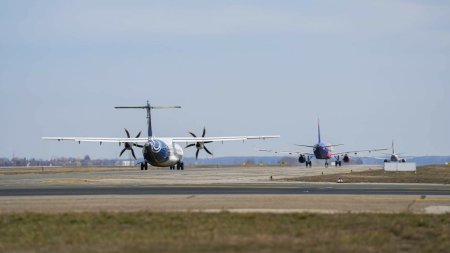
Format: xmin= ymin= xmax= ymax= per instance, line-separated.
xmin=388 ymin=153 xmax=406 ymax=163
xmin=313 ymin=143 xmax=333 ymax=160
xmin=390 ymin=154 xmax=399 ymax=162
xmin=142 ymin=138 xmax=184 ymax=167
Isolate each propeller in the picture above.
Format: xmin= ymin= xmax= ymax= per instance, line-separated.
xmin=119 ymin=128 xmax=143 ymax=160
xmin=185 ymin=127 xmax=213 ymax=159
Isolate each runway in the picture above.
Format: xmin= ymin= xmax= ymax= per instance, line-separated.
xmin=1 ymin=183 xmax=450 ymax=196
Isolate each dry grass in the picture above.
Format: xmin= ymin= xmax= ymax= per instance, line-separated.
xmin=0 ymin=212 xmax=449 ymax=253
xmin=288 ymin=165 xmax=450 ymax=184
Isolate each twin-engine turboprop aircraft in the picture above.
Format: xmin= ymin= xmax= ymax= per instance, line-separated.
xmin=260 ymin=119 xmax=387 ymax=168
xmin=43 ymin=101 xmax=280 ymax=170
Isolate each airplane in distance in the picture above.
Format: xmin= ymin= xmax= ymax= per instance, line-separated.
xmin=382 ymin=140 xmax=410 ymax=163
xmin=43 ymin=101 xmax=280 ymax=171
xmin=260 ymin=119 xmax=387 ymax=168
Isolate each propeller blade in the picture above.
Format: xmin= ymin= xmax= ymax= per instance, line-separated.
xmin=204 ymin=141 xmax=213 ymax=144
xmin=134 ymin=144 xmax=144 ymax=148
xmin=204 ymin=146 xmax=213 ymax=156
xmin=202 ymin=127 xmax=206 ymax=137
xmin=130 ymin=148 xmax=137 ymax=160
xmin=119 ymin=148 xmax=127 ymax=157
xmin=196 ymin=149 xmax=200 ymax=160
xmin=189 ymin=132 xmax=197 ymax=138
xmin=135 ymin=131 xmax=142 ymax=138
xmin=186 ymin=143 xmax=195 ymax=148
xmin=124 ymin=128 xmax=131 ymax=138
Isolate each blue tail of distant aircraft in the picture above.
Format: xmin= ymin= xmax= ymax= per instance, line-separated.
xmin=318 ymin=118 xmax=321 ymax=143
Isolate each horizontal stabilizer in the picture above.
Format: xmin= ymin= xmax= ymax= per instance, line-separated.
xmin=115 ymin=106 xmax=181 ymax=109
xmin=295 ymin=144 xmax=315 ymax=148
xmin=325 ymin=144 xmax=344 ymax=148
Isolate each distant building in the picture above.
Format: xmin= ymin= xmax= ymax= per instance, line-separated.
xmin=121 ymin=160 xmax=134 ymax=166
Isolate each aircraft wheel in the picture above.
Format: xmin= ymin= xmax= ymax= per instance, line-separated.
xmin=176 ymin=163 xmax=181 ymax=170
xmin=140 ymin=164 xmax=144 ymax=170
xmin=145 ymin=163 xmax=148 ymax=170
xmin=339 ymin=161 xmax=342 ymax=167
xmin=181 ymin=163 xmax=184 ymax=170
xmin=325 ymin=162 xmax=329 ymax=168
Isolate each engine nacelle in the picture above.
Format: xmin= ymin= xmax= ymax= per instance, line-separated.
xmin=343 ymin=154 xmax=350 ymax=163
xmin=298 ymin=155 xmax=306 ymax=164
xmin=384 ymin=159 xmax=389 ymax=163
xmin=401 ymin=159 xmax=406 ymax=163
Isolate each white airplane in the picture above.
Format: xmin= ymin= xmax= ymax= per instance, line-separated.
xmin=43 ymin=101 xmax=279 ymax=170
xmin=382 ymin=140 xmax=410 ymax=163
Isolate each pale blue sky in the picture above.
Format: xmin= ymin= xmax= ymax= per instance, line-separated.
xmin=1 ymin=0 xmax=449 ymax=159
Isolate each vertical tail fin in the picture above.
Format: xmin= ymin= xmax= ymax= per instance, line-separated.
xmin=392 ymin=140 xmax=395 ymax=154
xmin=318 ymin=118 xmax=321 ymax=143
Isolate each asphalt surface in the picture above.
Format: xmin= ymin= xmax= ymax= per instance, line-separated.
xmin=1 ymin=183 xmax=449 ymax=196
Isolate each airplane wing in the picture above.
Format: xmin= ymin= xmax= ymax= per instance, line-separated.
xmin=43 ymin=135 xmax=280 ymax=144
xmin=333 ymin=148 xmax=388 ymax=156
xmin=371 ymin=155 xmax=416 ymax=160
xmin=172 ymin=135 xmax=280 ymax=143
xmin=42 ymin=137 xmax=149 ymax=143
xmin=294 ymin=144 xmax=315 ymax=148
xmin=258 ymin=149 xmax=314 ymax=156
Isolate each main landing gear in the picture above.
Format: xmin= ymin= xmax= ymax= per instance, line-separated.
xmin=305 ymin=161 xmax=312 ymax=168
xmin=140 ymin=162 xmax=148 ymax=170
xmin=170 ymin=162 xmax=184 ymax=170
xmin=334 ymin=155 xmax=342 ymax=167
xmin=325 ymin=161 xmax=329 ymax=168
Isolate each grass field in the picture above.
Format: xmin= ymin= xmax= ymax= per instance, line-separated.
xmin=1 ymin=212 xmax=449 ymax=253
xmin=289 ymin=165 xmax=450 ymax=184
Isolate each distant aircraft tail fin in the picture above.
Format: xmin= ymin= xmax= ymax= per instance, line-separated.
xmin=318 ymin=118 xmax=321 ymax=143
xmin=392 ymin=140 xmax=395 ymax=155
xmin=115 ymin=101 xmax=181 ymax=139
